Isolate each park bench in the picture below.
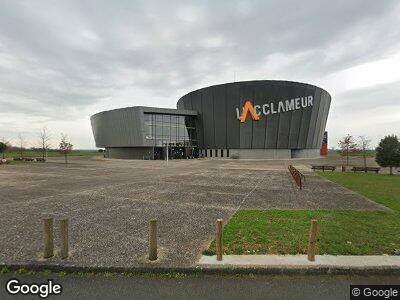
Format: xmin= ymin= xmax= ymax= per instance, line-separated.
xmin=311 ymin=165 xmax=336 ymax=172
xmin=36 ymin=157 xmax=46 ymax=162
xmin=13 ymin=157 xmax=23 ymax=161
xmin=23 ymin=157 xmax=35 ymax=162
xmin=351 ymin=166 xmax=380 ymax=173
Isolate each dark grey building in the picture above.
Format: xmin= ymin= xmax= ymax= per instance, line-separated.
xmin=91 ymin=80 xmax=331 ymax=159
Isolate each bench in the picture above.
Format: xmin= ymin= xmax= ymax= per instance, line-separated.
xmin=36 ymin=158 xmax=46 ymax=162
xmin=311 ymin=165 xmax=336 ymax=172
xmin=351 ymin=166 xmax=380 ymax=173
xmin=23 ymin=157 xmax=35 ymax=162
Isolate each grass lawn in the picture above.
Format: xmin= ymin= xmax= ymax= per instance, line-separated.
xmin=204 ymin=172 xmax=400 ymax=256
xmin=3 ymin=149 xmax=100 ymax=159
xmin=319 ymin=172 xmax=400 ymax=211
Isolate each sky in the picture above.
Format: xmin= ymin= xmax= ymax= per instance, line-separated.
xmin=0 ymin=0 xmax=399 ymax=149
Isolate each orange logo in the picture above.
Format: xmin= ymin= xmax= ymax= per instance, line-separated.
xmin=239 ymin=100 xmax=260 ymax=123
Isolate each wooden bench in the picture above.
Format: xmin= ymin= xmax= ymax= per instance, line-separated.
xmin=36 ymin=158 xmax=46 ymax=162
xmin=351 ymin=166 xmax=380 ymax=173
xmin=311 ymin=165 xmax=336 ymax=172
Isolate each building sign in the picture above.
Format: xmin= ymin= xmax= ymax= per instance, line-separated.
xmin=236 ymin=96 xmax=314 ymax=123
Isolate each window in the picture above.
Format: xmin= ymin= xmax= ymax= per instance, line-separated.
xmin=221 ymin=149 xmax=223 ymax=157
xmin=155 ymin=114 xmax=163 ymax=125
xmin=162 ymin=114 xmax=170 ymax=124
xmin=227 ymin=149 xmax=230 ymax=157
xmin=143 ymin=113 xmax=196 ymax=147
xmin=210 ymin=149 xmax=212 ymax=157
xmin=215 ymin=149 xmax=218 ymax=157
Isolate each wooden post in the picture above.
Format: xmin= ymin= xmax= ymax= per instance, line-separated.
xmin=149 ymin=219 xmax=157 ymax=261
xmin=216 ymin=219 xmax=223 ymax=261
xmin=43 ymin=217 xmax=54 ymax=258
xmin=59 ymin=217 xmax=69 ymax=259
xmin=307 ymin=219 xmax=318 ymax=261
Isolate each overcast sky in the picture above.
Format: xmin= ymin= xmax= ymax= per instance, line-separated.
xmin=0 ymin=0 xmax=399 ymax=149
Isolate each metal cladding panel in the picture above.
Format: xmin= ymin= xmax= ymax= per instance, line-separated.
xmin=296 ymin=87 xmax=315 ymax=149
xmin=225 ymin=84 xmax=240 ymax=148
xmin=212 ymin=85 xmax=227 ymax=148
xmin=252 ymin=87 xmax=267 ymax=149
xmin=91 ymin=107 xmax=144 ymax=148
xmin=177 ymin=80 xmax=331 ymax=150
xmin=187 ymin=91 xmax=204 ymax=146
xmin=306 ymin=87 xmax=322 ymax=148
xmin=239 ymin=85 xmax=254 ymax=148
xmin=264 ymin=84 xmax=281 ymax=148
xmin=276 ymin=82 xmax=293 ymax=149
xmin=316 ymin=90 xmax=331 ymax=147
xmin=201 ymin=88 xmax=215 ymax=148
xmin=288 ymin=84 xmax=312 ymax=149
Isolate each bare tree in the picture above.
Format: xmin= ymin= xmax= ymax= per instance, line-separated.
xmin=18 ymin=133 xmax=26 ymax=158
xmin=338 ymin=134 xmax=357 ymax=166
xmin=358 ymin=136 xmax=371 ymax=169
xmin=59 ymin=134 xmax=73 ymax=164
xmin=39 ymin=127 xmax=51 ymax=160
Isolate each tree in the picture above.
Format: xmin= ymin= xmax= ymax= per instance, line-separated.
xmin=358 ymin=136 xmax=371 ymax=169
xmin=39 ymin=127 xmax=51 ymax=160
xmin=59 ymin=134 xmax=73 ymax=164
xmin=0 ymin=137 xmax=10 ymax=159
xmin=0 ymin=142 xmax=7 ymax=159
xmin=18 ymin=133 xmax=26 ymax=158
xmin=375 ymin=135 xmax=400 ymax=175
xmin=338 ymin=134 xmax=357 ymax=166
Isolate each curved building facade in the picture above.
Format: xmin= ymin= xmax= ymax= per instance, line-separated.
xmin=91 ymin=80 xmax=331 ymax=159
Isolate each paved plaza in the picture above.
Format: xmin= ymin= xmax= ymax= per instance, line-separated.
xmin=0 ymin=157 xmax=387 ymax=268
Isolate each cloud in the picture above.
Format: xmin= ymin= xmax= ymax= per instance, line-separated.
xmin=327 ymin=81 xmax=400 ymax=148
xmin=0 ymin=0 xmax=399 ymax=148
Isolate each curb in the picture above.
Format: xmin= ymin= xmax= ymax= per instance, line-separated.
xmin=2 ymin=263 xmax=400 ymax=276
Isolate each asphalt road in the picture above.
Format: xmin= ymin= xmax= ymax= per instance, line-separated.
xmin=1 ymin=273 xmax=399 ymax=300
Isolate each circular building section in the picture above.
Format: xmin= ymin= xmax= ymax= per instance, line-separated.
xmin=177 ymin=80 xmax=331 ymax=159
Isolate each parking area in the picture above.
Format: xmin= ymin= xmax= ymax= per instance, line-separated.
xmin=0 ymin=157 xmax=387 ymax=268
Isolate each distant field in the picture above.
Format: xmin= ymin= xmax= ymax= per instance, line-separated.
xmin=3 ymin=149 xmax=100 ymax=158
xmin=205 ymin=172 xmax=400 ymax=256
xmin=336 ymin=150 xmax=376 ymax=157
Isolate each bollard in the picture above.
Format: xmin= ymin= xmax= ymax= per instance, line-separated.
xmin=342 ymin=165 xmax=346 ymax=172
xmin=149 ymin=219 xmax=157 ymax=261
xmin=59 ymin=217 xmax=69 ymax=259
xmin=307 ymin=219 xmax=318 ymax=261
xmin=216 ymin=219 xmax=223 ymax=261
xmin=43 ymin=217 xmax=54 ymax=258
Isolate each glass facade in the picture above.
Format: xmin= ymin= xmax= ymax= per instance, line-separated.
xmin=144 ymin=113 xmax=197 ymax=147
